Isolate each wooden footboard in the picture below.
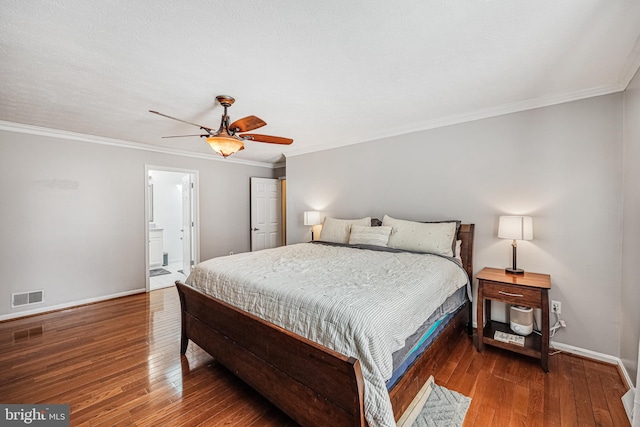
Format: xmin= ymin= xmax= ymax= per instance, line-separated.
xmin=176 ymin=282 xmax=366 ymax=427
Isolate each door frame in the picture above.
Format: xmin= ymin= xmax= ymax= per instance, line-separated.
xmin=144 ymin=165 xmax=200 ymax=292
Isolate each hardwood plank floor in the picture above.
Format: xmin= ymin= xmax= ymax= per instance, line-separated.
xmin=0 ymin=287 xmax=630 ymax=426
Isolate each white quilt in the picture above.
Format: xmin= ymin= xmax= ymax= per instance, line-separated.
xmin=186 ymin=243 xmax=468 ymax=427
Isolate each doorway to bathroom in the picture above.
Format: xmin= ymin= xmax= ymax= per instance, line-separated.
xmin=145 ymin=166 xmax=199 ymax=291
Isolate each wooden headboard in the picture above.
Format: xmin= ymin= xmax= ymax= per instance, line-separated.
xmin=458 ymin=223 xmax=475 ymax=280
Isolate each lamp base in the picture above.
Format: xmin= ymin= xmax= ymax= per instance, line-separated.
xmin=505 ymin=267 xmax=525 ymax=275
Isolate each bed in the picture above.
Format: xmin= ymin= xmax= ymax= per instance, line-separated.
xmin=176 ymin=221 xmax=474 ymax=427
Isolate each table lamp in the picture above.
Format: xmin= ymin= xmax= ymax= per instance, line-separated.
xmin=498 ymin=215 xmax=533 ymax=274
xmin=304 ymin=211 xmax=322 ymax=240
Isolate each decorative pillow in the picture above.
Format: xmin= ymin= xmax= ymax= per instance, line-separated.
xmin=382 ymin=215 xmax=458 ymax=256
xmin=371 ymin=218 xmax=382 ymax=227
xmin=349 ymin=225 xmax=392 ymax=247
xmin=318 ymin=217 xmax=371 ymax=244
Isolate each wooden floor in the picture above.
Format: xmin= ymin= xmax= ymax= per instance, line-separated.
xmin=0 ymin=287 xmax=630 ymax=427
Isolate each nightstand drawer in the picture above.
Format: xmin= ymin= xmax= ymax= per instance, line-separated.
xmin=482 ymin=281 xmax=541 ymax=307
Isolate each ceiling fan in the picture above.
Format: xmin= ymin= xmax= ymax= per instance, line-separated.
xmin=149 ymin=95 xmax=293 ymax=158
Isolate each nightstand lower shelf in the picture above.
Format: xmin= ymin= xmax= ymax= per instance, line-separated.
xmin=482 ymin=320 xmax=542 ymax=359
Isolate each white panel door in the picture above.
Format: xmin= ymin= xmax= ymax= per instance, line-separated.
xmin=250 ymin=177 xmax=281 ymax=251
xmin=181 ymin=175 xmax=193 ymax=275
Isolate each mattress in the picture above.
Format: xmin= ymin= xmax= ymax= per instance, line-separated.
xmin=186 ymin=242 xmax=469 ymax=427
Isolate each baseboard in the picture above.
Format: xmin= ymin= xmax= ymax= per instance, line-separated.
xmin=0 ymin=288 xmax=146 ymax=322
xmin=622 ymin=387 xmax=635 ymax=423
xmin=551 ymin=340 xmax=634 ymax=390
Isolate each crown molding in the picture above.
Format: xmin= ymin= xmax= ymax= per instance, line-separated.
xmin=3 ymin=73 xmax=636 ymax=167
xmin=620 ymin=33 xmax=640 ymax=89
xmin=0 ymin=120 xmax=277 ymax=169
xmin=286 ymin=83 xmax=625 ymax=158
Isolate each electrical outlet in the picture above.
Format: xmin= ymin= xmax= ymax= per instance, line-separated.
xmin=551 ymin=300 xmax=561 ymax=314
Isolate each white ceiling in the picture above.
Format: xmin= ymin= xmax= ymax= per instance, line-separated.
xmin=1 ymin=1 xmax=640 ymax=166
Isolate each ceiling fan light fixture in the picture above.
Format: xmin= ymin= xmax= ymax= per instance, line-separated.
xmin=206 ymin=135 xmax=245 ymax=158
xmin=151 ymin=95 xmax=292 ymax=157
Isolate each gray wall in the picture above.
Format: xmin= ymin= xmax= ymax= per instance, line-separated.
xmin=0 ymin=130 xmax=274 ymax=318
xmin=622 ymin=69 xmax=640 ymax=385
xmin=286 ymin=94 xmax=624 ymax=356
xmin=274 ymin=166 xmax=286 ymax=178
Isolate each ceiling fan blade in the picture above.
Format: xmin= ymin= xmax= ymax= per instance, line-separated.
xmin=241 ymin=133 xmax=293 ymax=145
xmin=229 ymin=115 xmax=267 ymax=132
xmin=161 ymin=134 xmax=206 ymax=139
xmin=149 ymin=110 xmax=214 ymax=132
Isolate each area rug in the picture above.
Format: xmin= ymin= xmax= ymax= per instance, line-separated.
xmin=411 ymin=384 xmax=471 ymax=427
xmin=149 ymin=268 xmax=171 ymax=277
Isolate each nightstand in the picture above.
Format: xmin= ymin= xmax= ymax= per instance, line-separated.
xmin=476 ymin=267 xmax=551 ymax=372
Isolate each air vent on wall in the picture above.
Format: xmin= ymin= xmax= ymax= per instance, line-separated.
xmin=11 ymin=290 xmax=44 ymax=308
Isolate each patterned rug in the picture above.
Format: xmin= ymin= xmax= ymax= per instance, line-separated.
xmin=411 ymin=384 xmax=471 ymax=427
xmin=149 ymin=268 xmax=171 ymax=277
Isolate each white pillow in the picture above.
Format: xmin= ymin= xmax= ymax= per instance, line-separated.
xmin=349 ymin=225 xmax=392 ymax=247
xmin=382 ymin=215 xmax=458 ymax=256
xmin=318 ymin=217 xmax=371 ymax=244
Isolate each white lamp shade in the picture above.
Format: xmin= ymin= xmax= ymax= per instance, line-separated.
xmin=498 ymin=216 xmax=533 ymax=240
xmin=304 ymin=211 xmax=322 ymax=226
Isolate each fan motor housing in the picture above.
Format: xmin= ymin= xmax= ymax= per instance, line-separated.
xmin=216 ymin=95 xmax=235 ymax=107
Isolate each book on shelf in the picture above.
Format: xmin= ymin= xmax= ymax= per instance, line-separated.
xmin=494 ymin=330 xmax=525 ymax=346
